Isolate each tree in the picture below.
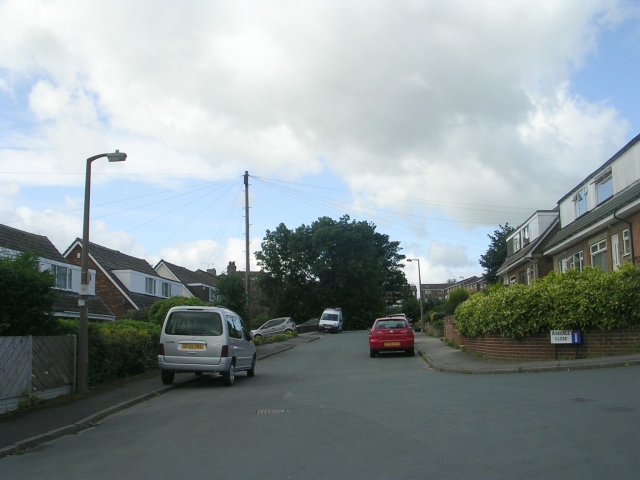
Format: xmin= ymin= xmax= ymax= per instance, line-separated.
xmin=0 ymin=252 xmax=59 ymax=335
xmin=256 ymin=215 xmax=408 ymax=330
xmin=446 ymin=288 xmax=470 ymax=314
xmin=147 ymin=296 xmax=205 ymax=325
xmin=216 ymin=273 xmax=248 ymax=321
xmin=479 ymin=224 xmax=514 ymax=284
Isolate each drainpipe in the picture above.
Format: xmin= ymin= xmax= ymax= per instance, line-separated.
xmin=613 ymin=209 xmax=635 ymax=265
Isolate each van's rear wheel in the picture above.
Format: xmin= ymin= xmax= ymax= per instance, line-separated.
xmin=222 ymin=362 xmax=235 ymax=386
xmin=161 ymin=370 xmax=174 ymax=385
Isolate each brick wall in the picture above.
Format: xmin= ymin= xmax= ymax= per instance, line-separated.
xmin=630 ymin=211 xmax=640 ymax=265
xmin=443 ymin=315 xmax=640 ymax=360
xmin=66 ymin=244 xmax=137 ymax=319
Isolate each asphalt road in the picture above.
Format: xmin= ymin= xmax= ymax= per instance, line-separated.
xmin=1 ymin=331 xmax=638 ymax=479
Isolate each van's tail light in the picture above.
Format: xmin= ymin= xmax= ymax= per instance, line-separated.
xmin=221 ymin=345 xmax=229 ymax=357
xmin=159 ymin=344 xmax=165 ymax=355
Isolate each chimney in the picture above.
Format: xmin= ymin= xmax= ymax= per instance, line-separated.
xmin=207 ymin=268 xmax=217 ymax=276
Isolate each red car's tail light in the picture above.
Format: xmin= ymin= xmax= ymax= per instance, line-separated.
xmin=221 ymin=345 xmax=229 ymax=357
xmin=159 ymin=344 xmax=165 ymax=355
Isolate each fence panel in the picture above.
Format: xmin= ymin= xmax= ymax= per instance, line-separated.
xmin=0 ymin=336 xmax=32 ymax=402
xmin=0 ymin=336 xmax=75 ymax=414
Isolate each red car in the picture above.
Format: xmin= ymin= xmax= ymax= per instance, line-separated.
xmin=369 ymin=317 xmax=415 ymax=358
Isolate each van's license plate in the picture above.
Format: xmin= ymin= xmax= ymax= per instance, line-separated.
xmin=181 ymin=344 xmax=205 ymax=350
xmin=384 ymin=342 xmax=400 ymax=347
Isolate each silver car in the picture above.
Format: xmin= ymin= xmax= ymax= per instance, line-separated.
xmin=251 ymin=317 xmax=296 ymax=338
xmin=158 ymin=306 xmax=256 ymax=387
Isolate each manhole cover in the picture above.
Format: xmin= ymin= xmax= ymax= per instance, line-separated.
xmin=604 ymin=407 xmax=635 ymax=413
xmin=571 ymin=398 xmax=592 ymax=403
xmin=256 ymin=409 xmax=292 ymax=416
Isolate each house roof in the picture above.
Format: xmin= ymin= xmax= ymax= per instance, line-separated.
xmin=557 ymin=133 xmax=640 ymax=204
xmin=0 ymin=224 xmax=67 ymax=263
xmin=156 ymin=260 xmax=217 ymax=286
xmin=545 ymin=179 xmax=640 ymax=252
xmin=498 ymin=216 xmax=559 ymax=274
xmin=52 ymin=290 xmax=115 ymax=320
xmin=85 ymin=240 xmax=157 ymax=276
xmin=65 ymin=238 xmax=161 ymax=311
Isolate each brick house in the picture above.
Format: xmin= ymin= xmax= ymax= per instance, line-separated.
xmin=64 ymin=239 xmax=187 ymax=319
xmin=496 ymin=210 xmax=559 ymax=285
xmin=442 ymin=276 xmax=487 ymax=298
xmin=1 ymin=224 xmax=114 ymax=321
xmin=421 ymin=283 xmax=449 ymax=300
xmin=154 ymin=260 xmax=218 ymax=303
xmin=544 ymin=134 xmax=640 ymax=272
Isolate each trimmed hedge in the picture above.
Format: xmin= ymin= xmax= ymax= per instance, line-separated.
xmin=58 ymin=319 xmax=161 ymax=387
xmin=454 ymin=264 xmax=640 ymax=338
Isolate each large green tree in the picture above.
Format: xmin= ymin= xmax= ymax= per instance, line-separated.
xmin=215 ymin=273 xmax=249 ymax=322
xmin=479 ymin=224 xmax=514 ymax=284
xmin=256 ymin=215 xmax=408 ymax=330
xmin=0 ymin=252 xmax=59 ymax=335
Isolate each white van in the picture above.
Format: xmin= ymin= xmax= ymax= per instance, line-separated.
xmin=318 ymin=308 xmax=343 ymax=333
xmin=157 ymin=306 xmax=256 ymax=386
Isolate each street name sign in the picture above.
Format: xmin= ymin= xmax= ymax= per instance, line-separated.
xmin=550 ymin=330 xmax=581 ymax=344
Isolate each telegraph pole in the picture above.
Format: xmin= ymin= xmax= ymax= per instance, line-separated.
xmin=244 ymin=171 xmax=251 ymax=327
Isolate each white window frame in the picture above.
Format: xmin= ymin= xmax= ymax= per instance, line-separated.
xmin=595 ymin=169 xmax=613 ymax=204
xmin=558 ymin=258 xmax=568 ymax=273
xmin=568 ymin=251 xmax=584 ymax=273
xmin=611 ymin=234 xmax=620 ymax=271
xmin=513 ymin=234 xmax=520 ymax=252
xmin=590 ymin=240 xmax=608 ymax=271
xmin=574 ymin=188 xmax=588 ymax=217
xmin=622 ymin=229 xmax=630 ymax=256
xmin=509 ymin=275 xmax=516 ymax=285
xmin=162 ymin=282 xmax=171 ymax=297
xmin=145 ymin=277 xmax=156 ymax=295
xmin=526 ymin=266 xmax=533 ymax=284
xmin=522 ymin=225 xmax=530 ymax=246
xmin=51 ymin=264 xmax=72 ymax=290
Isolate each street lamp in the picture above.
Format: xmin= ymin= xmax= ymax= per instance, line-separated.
xmin=78 ymin=150 xmax=127 ymax=394
xmin=406 ymin=258 xmax=424 ymax=332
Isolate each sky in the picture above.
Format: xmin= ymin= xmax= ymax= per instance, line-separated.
xmin=1 ymin=0 xmax=639 ymax=287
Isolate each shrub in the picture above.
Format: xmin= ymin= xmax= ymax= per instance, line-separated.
xmin=455 ymin=264 xmax=640 ymax=338
xmin=148 ymin=296 xmax=205 ymax=325
xmin=56 ymin=318 xmax=161 ymax=387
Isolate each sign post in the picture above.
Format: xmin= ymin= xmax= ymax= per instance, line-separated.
xmin=550 ymin=330 xmax=581 ymax=359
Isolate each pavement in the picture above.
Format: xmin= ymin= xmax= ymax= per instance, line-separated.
xmin=1 ymin=331 xmax=639 ymax=458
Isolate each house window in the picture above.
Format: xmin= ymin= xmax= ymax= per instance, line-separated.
xmin=522 ymin=225 xmax=530 ymax=245
xmin=162 ymin=282 xmax=171 ymax=297
xmin=526 ymin=267 xmax=533 ymax=284
xmin=595 ymin=169 xmax=613 ymax=204
xmin=611 ymin=234 xmax=620 ymax=271
xmin=590 ymin=240 xmax=608 ymax=271
xmin=145 ymin=277 xmax=156 ymax=295
xmin=209 ymin=287 xmax=217 ymax=302
xmin=574 ymin=188 xmax=588 ymax=217
xmin=622 ymin=229 xmax=630 ymax=256
xmin=51 ymin=265 xmax=72 ymax=290
xmin=558 ymin=258 xmax=567 ymax=273
xmin=513 ymin=234 xmax=520 ymax=252
xmin=509 ymin=275 xmax=516 ymax=285
xmin=519 ymin=271 xmax=526 ymax=285
xmin=568 ymin=251 xmax=584 ymax=273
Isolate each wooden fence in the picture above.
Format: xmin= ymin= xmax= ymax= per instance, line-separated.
xmin=0 ymin=336 xmax=76 ymax=414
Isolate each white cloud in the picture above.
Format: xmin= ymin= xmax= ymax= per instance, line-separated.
xmin=0 ymin=0 xmax=635 ymax=274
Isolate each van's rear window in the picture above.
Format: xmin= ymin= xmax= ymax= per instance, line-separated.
xmin=165 ymin=311 xmax=223 ymax=336
xmin=321 ymin=314 xmax=338 ymax=321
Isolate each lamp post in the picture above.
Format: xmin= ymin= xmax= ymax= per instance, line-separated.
xmin=406 ymin=258 xmax=424 ymax=332
xmin=78 ymin=150 xmax=127 ymax=394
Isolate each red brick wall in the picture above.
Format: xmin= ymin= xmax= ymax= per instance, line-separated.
xmin=630 ymin=211 xmax=640 ymax=265
xmin=443 ymin=315 xmax=640 ymax=360
xmin=66 ymin=244 xmax=137 ymax=319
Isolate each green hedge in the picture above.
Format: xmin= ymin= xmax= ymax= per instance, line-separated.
xmin=58 ymin=319 xmax=161 ymax=387
xmin=454 ymin=264 xmax=640 ymax=338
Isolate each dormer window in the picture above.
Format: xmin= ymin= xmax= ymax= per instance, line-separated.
xmin=162 ymin=282 xmax=171 ymax=297
xmin=573 ymin=188 xmax=588 ymax=217
xmin=145 ymin=277 xmax=156 ymax=295
xmin=51 ymin=264 xmax=72 ymax=290
xmin=513 ymin=233 xmax=520 ymax=252
xmin=595 ymin=168 xmax=613 ymax=204
xmin=522 ymin=225 xmax=530 ymax=245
